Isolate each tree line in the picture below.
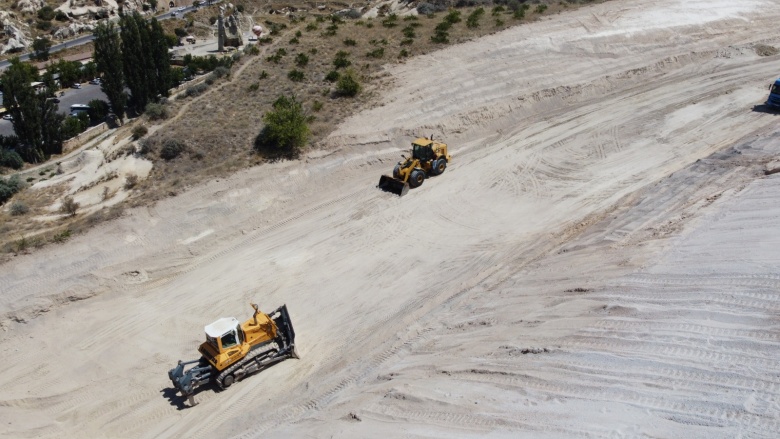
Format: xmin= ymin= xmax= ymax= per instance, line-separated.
xmin=0 ymin=12 xmax=173 ymax=169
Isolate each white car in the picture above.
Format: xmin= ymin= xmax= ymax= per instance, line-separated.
xmin=89 ymin=78 xmax=101 ymax=85
xmin=2 ymin=114 xmax=12 ymax=121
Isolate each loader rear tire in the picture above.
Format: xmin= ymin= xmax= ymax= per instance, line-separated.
xmin=433 ymin=158 xmax=447 ymax=175
xmin=222 ymin=374 xmax=235 ymax=388
xmin=409 ymin=169 xmax=425 ymax=188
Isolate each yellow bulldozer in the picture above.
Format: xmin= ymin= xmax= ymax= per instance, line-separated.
xmin=378 ymin=137 xmax=451 ymax=196
xmin=168 ymin=304 xmax=298 ymax=406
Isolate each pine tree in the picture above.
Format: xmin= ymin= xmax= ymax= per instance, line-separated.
xmin=93 ymin=21 xmax=127 ymax=119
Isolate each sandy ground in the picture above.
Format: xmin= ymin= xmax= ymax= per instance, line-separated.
xmin=2 ymin=0 xmax=780 ymax=437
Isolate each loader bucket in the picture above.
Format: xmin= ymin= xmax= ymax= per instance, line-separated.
xmin=378 ymin=175 xmax=409 ymax=197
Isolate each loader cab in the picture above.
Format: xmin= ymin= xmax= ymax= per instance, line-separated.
xmin=204 ymin=317 xmax=244 ymax=353
xmin=411 ymin=139 xmax=435 ymax=161
xmin=766 ymin=79 xmax=780 ymax=109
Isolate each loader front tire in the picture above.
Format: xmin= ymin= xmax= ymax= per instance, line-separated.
xmin=409 ymin=169 xmax=425 ymax=188
xmin=393 ymin=164 xmax=401 ymax=179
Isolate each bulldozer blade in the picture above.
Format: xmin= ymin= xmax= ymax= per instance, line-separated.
xmin=377 ymin=175 xmax=409 ymax=196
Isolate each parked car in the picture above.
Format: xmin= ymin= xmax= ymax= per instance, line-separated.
xmin=2 ymin=114 xmax=13 ymax=121
xmin=72 ymin=83 xmax=82 ymax=89
xmin=89 ymin=78 xmax=102 ymax=85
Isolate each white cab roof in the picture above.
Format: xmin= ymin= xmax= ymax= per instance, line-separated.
xmin=205 ymin=317 xmax=239 ymax=338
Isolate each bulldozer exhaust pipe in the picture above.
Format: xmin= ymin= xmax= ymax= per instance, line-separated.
xmin=377 ymin=175 xmax=409 ymax=197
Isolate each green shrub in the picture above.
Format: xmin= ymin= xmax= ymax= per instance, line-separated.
xmin=259 ymin=70 xmax=269 ymax=79
xmin=159 ymin=139 xmax=186 ymax=160
xmin=333 ymin=50 xmax=351 ymax=69
xmin=444 ymin=10 xmax=461 ymax=24
xmin=402 ymin=26 xmax=416 ymax=38
xmin=325 ymin=70 xmax=340 ymax=82
xmin=312 ymin=100 xmax=323 ymax=112
xmin=186 ymin=83 xmax=208 ymax=97
xmin=343 ymin=38 xmax=357 ymax=46
xmin=36 ymin=20 xmax=52 ymax=31
xmin=288 ymin=69 xmax=305 ymax=82
xmin=335 ymin=69 xmax=360 ymax=97
xmin=0 ymin=175 xmax=23 ymax=205
xmin=0 ymin=146 xmax=24 ymax=170
xmin=9 ymin=201 xmax=28 ymax=216
xmin=535 ymin=4 xmax=548 ymax=14
xmin=399 ymin=49 xmax=409 ymax=58
xmin=211 ymin=66 xmax=231 ymax=79
xmin=248 ymin=82 xmax=260 ymax=91
xmin=295 ymin=53 xmax=309 ymax=67
xmin=60 ymin=196 xmax=79 ymax=216
xmin=38 ymin=6 xmax=56 ymax=21
xmin=52 ymin=229 xmax=71 ymax=243
xmin=124 ymin=173 xmax=139 ymax=189
xmin=366 ymin=48 xmax=384 ymax=59
xmin=145 ymin=103 xmax=169 ymax=120
xmin=381 ymin=14 xmax=398 ymax=28
xmin=467 ymin=7 xmax=485 ymax=28
xmin=431 ymin=30 xmax=449 ymax=44
xmin=324 ymin=24 xmax=339 ymax=36
xmin=244 ymin=44 xmax=260 ymax=55
xmin=132 ymin=125 xmax=148 ymax=140
xmin=254 ymin=95 xmax=309 ymax=159
xmin=305 ymin=23 xmax=318 ymax=31
xmin=400 ymin=38 xmax=414 ymax=46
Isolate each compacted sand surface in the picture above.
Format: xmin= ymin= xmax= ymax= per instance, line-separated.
xmin=2 ymin=1 xmax=780 ymax=437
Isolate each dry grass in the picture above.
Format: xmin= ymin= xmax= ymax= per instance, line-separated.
xmin=0 ymin=0 xmax=610 ymax=257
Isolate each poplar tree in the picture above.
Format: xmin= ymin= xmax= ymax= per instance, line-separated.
xmin=93 ymin=21 xmax=127 ymax=119
xmin=0 ymin=59 xmax=63 ymax=162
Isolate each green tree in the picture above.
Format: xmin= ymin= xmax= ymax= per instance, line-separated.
xmin=120 ymin=12 xmax=154 ymax=111
xmin=0 ymin=59 xmax=64 ymax=163
xmin=149 ymin=18 xmax=173 ymax=97
xmin=32 ymin=38 xmax=52 ymax=61
xmin=93 ymin=21 xmax=127 ymax=120
xmin=88 ymin=99 xmax=110 ymax=123
xmin=82 ymin=61 xmax=97 ymax=80
xmin=254 ymin=95 xmax=309 ymax=159
xmin=52 ymin=59 xmax=83 ymax=88
xmin=117 ymin=13 xmax=171 ymax=110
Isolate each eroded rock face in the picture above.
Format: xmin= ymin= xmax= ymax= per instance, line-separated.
xmin=223 ymin=13 xmax=243 ymax=48
xmin=17 ymin=0 xmax=46 ymax=14
xmin=53 ymin=22 xmax=96 ymax=39
xmin=1 ymin=12 xmax=30 ymax=55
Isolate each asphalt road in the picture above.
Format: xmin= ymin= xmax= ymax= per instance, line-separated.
xmin=0 ymin=82 xmax=107 ymax=137
xmin=0 ymin=3 xmax=214 ymax=71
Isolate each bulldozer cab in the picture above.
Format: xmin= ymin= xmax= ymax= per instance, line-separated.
xmin=205 ymin=318 xmax=243 ymax=352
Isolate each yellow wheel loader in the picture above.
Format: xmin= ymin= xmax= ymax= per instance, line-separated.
xmin=378 ymin=137 xmax=451 ymax=196
xmin=168 ymin=304 xmax=298 ymax=406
